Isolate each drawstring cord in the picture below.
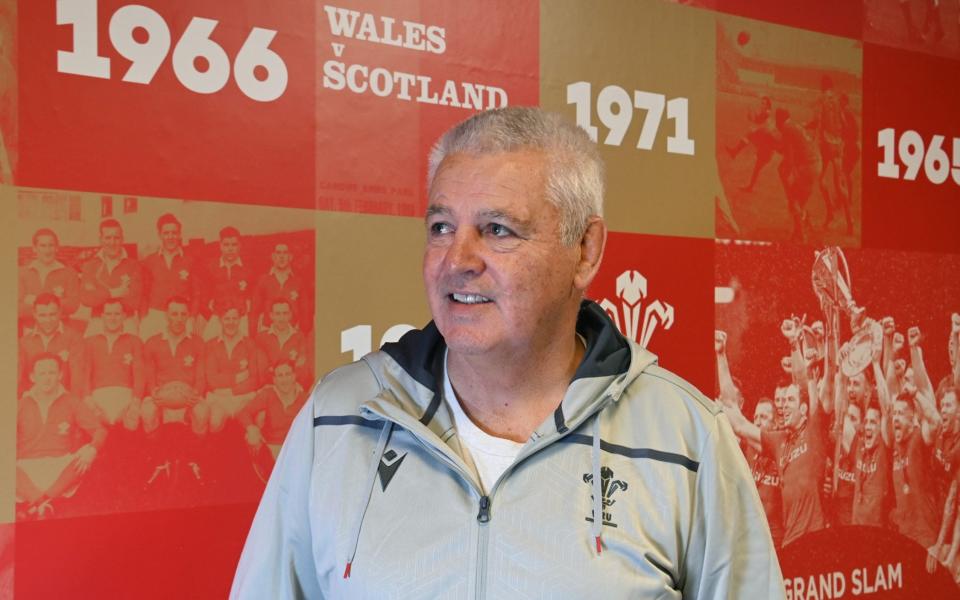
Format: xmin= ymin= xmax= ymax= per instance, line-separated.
xmin=591 ymin=415 xmax=603 ymax=556
xmin=344 ymin=420 xmax=394 ymax=579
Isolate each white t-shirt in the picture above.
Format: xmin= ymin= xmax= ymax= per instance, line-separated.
xmin=443 ymin=351 xmax=525 ymax=494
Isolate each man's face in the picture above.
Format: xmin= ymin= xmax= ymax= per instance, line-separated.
xmin=159 ymin=223 xmax=181 ymax=252
xmin=753 ymin=402 xmax=774 ymax=430
xmin=221 ymin=308 xmax=241 ymax=337
xmin=220 ymin=237 xmax=240 ymax=262
xmin=102 ymin=301 xmax=125 ymax=333
xmin=847 ymin=372 xmax=867 ymax=403
xmin=843 ymin=403 xmax=862 ymax=446
xmin=780 ymin=384 xmax=805 ymax=430
xmin=863 ymin=407 xmax=880 ymax=449
xmin=31 ymin=359 xmax=60 ymax=394
xmin=423 ymin=151 xmax=582 ymax=357
xmin=273 ymin=363 xmax=296 ymax=394
xmin=270 ymin=303 xmax=292 ymax=330
xmin=272 ymin=244 xmax=292 ymax=269
xmin=941 ymin=391 xmax=958 ymax=424
xmin=892 ymin=399 xmax=913 ymax=443
xmin=773 ymin=386 xmax=788 ymax=426
xmin=33 ymin=234 xmax=58 ymax=264
xmin=100 ymin=226 xmax=124 ymax=259
xmin=166 ymin=302 xmax=189 ymax=336
xmin=33 ymin=301 xmax=61 ymax=335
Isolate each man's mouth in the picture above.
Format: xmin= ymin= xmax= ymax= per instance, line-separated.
xmin=450 ymin=293 xmax=492 ymax=305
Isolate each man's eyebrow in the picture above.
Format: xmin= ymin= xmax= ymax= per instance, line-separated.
xmin=480 ymin=209 xmax=531 ymax=229
xmin=425 ymin=204 xmax=450 ymax=218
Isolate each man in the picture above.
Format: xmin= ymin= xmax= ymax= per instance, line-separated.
xmin=232 ymin=108 xmax=782 ymax=598
xmin=142 ymin=296 xmax=205 ymax=434
xmin=18 ymin=293 xmax=84 ymax=396
xmin=890 ymin=383 xmax=941 ymax=549
xmin=18 ymin=228 xmax=80 ymax=330
xmin=249 ymin=242 xmax=310 ymax=334
xmin=17 ymin=354 xmax=106 ymax=519
xmin=726 ymin=96 xmax=778 ymax=192
xmin=852 ymin=395 xmax=893 ymax=527
xmin=774 ymin=108 xmax=818 ymax=243
xmin=196 ymin=299 xmax=259 ymax=434
xmin=715 ymin=329 xmax=784 ymax=547
xmin=832 ymin=401 xmax=861 ymax=526
xmin=79 ymin=218 xmax=142 ymax=336
xmin=140 ymin=213 xmax=199 ymax=341
xmin=254 ymin=297 xmax=310 ymax=388
xmin=200 ymin=226 xmax=253 ymax=340
xmin=236 ymin=359 xmax=306 ymax=482
xmin=82 ymin=299 xmax=144 ymax=430
xmin=725 ymin=317 xmax=832 ymax=547
xmin=807 ymin=75 xmax=845 ymax=229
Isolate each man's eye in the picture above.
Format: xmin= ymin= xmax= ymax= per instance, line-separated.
xmin=429 ymin=222 xmax=451 ymax=235
xmin=487 ymin=223 xmax=512 ymax=237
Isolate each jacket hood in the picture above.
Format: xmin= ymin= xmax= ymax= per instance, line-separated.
xmin=364 ymin=300 xmax=659 ymax=442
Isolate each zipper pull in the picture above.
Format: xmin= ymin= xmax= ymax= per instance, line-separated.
xmin=477 ymin=495 xmax=491 ymax=523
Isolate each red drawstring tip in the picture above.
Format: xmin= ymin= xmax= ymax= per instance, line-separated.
xmin=343 ymin=562 xmax=352 ymax=579
xmin=595 ymin=536 xmax=603 ymax=555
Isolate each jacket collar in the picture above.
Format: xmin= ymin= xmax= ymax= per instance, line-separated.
xmin=367 ymin=300 xmax=657 ymax=440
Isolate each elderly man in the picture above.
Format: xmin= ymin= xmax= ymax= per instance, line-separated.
xmin=232 ymin=107 xmax=783 ymax=598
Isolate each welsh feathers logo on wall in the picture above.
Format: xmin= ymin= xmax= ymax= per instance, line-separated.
xmin=587 ymin=232 xmax=714 ymax=394
xmin=597 ymin=269 xmax=675 ymax=348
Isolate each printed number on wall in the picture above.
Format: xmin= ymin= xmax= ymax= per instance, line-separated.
xmin=341 ymin=324 xmax=416 ymax=362
xmin=566 ymin=82 xmax=695 ymax=155
xmin=56 ymin=0 xmax=288 ymax=102
xmin=877 ymin=128 xmax=960 ymax=186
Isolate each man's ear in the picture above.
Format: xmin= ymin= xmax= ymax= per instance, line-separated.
xmin=573 ymin=216 xmax=607 ymax=292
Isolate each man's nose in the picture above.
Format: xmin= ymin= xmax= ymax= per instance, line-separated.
xmin=445 ymin=229 xmax=485 ymax=275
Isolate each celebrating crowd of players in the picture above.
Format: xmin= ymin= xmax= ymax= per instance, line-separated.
xmin=16 ymin=215 xmax=314 ymax=519
xmin=717 ymin=301 xmax=960 ymax=582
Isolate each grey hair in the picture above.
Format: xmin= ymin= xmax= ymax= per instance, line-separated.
xmin=427 ymin=106 xmax=604 ymax=246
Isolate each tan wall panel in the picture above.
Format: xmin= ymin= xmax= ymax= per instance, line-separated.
xmin=314 ymin=211 xmax=431 ymax=378
xmin=541 ymin=0 xmax=716 ymax=238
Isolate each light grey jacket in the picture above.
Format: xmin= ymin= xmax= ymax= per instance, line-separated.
xmin=231 ymin=302 xmax=785 ymax=599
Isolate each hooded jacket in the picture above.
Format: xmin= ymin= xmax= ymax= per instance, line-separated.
xmin=231 ymin=302 xmax=785 ymax=599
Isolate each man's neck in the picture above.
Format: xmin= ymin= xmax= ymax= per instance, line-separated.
xmin=446 ymin=331 xmax=584 ymax=444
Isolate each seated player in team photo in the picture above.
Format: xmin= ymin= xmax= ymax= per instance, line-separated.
xmin=82 ymin=299 xmax=145 ymax=431
xmin=236 ymin=358 xmax=307 ymax=482
xmin=16 ymin=354 xmax=106 ymax=520
xmin=195 ymin=298 xmax=260 ymax=435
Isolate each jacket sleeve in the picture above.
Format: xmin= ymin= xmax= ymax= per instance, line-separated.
xmin=681 ymin=414 xmax=785 ymax=600
xmin=230 ymin=396 xmax=323 ymax=599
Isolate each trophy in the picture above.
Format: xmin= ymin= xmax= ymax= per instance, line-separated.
xmin=811 ymin=247 xmax=880 ymax=377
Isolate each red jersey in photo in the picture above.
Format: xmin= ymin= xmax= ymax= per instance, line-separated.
xmin=79 ymin=249 xmax=143 ymax=315
xmin=202 ymin=258 xmax=254 ymax=319
xmin=746 ymin=444 xmax=784 ymax=548
xmin=18 ymin=260 xmax=81 ymax=319
xmin=853 ymin=437 xmax=892 ymax=527
xmin=250 ymin=268 xmax=310 ymax=331
xmin=140 ymin=249 xmax=200 ymax=314
xmin=17 ymin=388 xmax=105 ymax=458
xmin=891 ymin=426 xmax=939 ymax=548
xmin=761 ymin=404 xmax=829 ymax=546
xmin=144 ymin=331 xmax=205 ymax=394
xmin=83 ymin=333 xmax=145 ymax=399
xmin=18 ymin=324 xmax=85 ymax=395
xmin=204 ymin=335 xmax=259 ymax=395
xmin=236 ymin=385 xmax=306 ymax=445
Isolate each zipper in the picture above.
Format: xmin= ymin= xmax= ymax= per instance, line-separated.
xmin=475 ymin=499 xmax=490 ymax=600
xmin=363 ymin=393 xmax=616 ymax=599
